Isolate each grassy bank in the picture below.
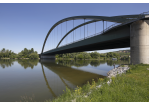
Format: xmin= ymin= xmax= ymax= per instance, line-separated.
xmin=47 ymin=64 xmax=149 ymax=102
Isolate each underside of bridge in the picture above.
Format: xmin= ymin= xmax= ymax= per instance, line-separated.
xmin=42 ymin=25 xmax=130 ymax=55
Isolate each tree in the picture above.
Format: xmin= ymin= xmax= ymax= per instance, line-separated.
xmin=0 ymin=52 xmax=2 ymax=58
xmin=76 ymin=54 xmax=83 ymax=60
xmin=58 ymin=54 xmax=63 ymax=58
xmin=23 ymin=48 xmax=29 ymax=57
xmin=62 ymin=54 xmax=67 ymax=58
xmin=100 ymin=53 xmax=106 ymax=57
xmin=90 ymin=51 xmax=100 ymax=59
xmin=106 ymin=52 xmax=120 ymax=59
xmin=34 ymin=51 xmax=38 ymax=54
xmin=82 ymin=52 xmax=91 ymax=59
xmin=17 ymin=52 xmax=23 ymax=59
xmin=106 ymin=52 xmax=113 ymax=58
xmin=29 ymin=53 xmax=39 ymax=59
xmin=18 ymin=48 xmax=38 ymax=58
xmin=1 ymin=48 xmax=5 ymax=53
xmin=69 ymin=53 xmax=76 ymax=58
xmin=31 ymin=48 xmax=34 ymax=53
xmin=113 ymin=53 xmax=120 ymax=59
xmin=55 ymin=54 xmax=59 ymax=58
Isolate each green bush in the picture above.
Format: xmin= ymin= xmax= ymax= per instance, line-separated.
xmin=76 ymin=54 xmax=83 ymax=60
xmin=90 ymin=52 xmax=100 ymax=59
xmin=29 ymin=53 xmax=39 ymax=59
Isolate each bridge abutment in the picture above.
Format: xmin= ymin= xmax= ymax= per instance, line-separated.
xmin=130 ymin=20 xmax=149 ymax=64
xmin=40 ymin=55 xmax=55 ymax=60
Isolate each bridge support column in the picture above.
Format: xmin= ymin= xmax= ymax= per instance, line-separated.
xmin=40 ymin=55 xmax=55 ymax=60
xmin=130 ymin=20 xmax=149 ymax=64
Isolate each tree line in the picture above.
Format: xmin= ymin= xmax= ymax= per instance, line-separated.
xmin=56 ymin=51 xmax=130 ymax=60
xmin=0 ymin=48 xmax=39 ymax=59
xmin=56 ymin=52 xmax=100 ymax=60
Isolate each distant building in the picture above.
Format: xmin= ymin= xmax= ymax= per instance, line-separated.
xmin=102 ymin=50 xmax=130 ymax=54
xmin=114 ymin=50 xmax=130 ymax=53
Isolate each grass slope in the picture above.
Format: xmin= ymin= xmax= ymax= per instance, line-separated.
xmin=47 ymin=64 xmax=149 ymax=102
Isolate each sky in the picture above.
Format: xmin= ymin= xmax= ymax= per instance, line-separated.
xmin=0 ymin=2 xmax=149 ymax=54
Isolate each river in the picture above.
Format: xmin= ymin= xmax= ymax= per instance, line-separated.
xmin=0 ymin=59 xmax=129 ymax=102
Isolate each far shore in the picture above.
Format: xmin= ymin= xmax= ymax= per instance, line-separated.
xmin=0 ymin=58 xmax=40 ymax=59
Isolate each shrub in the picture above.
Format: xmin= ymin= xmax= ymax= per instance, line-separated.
xmin=76 ymin=54 xmax=83 ymax=60
xmin=29 ymin=53 xmax=39 ymax=59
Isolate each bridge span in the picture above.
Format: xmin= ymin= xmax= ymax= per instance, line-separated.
xmin=40 ymin=12 xmax=149 ymax=64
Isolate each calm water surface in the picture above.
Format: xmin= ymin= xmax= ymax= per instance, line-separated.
xmin=0 ymin=59 xmax=129 ymax=102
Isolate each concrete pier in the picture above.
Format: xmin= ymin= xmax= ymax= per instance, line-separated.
xmin=40 ymin=55 xmax=55 ymax=60
xmin=130 ymin=20 xmax=149 ymax=64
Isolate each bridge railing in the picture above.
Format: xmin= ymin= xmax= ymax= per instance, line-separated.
xmin=57 ymin=12 xmax=147 ymax=49
xmin=142 ymin=11 xmax=149 ymax=15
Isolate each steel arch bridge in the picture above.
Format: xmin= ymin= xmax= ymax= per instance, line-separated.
xmin=41 ymin=12 xmax=149 ymax=58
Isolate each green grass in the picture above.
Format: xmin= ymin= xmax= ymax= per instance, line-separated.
xmin=46 ymin=64 xmax=149 ymax=102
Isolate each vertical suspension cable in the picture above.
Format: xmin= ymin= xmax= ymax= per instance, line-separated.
xmin=49 ymin=32 xmax=50 ymax=50
xmin=47 ymin=32 xmax=50 ymax=51
xmin=50 ymin=31 xmax=52 ymax=49
xmin=80 ymin=26 xmax=81 ymax=39
xmin=71 ymin=19 xmax=73 ymax=42
xmin=73 ymin=19 xmax=74 ymax=42
xmin=87 ymin=24 xmax=88 ymax=37
xmin=74 ymin=30 xmax=76 ymax=42
xmin=61 ymin=23 xmax=62 ymax=45
xmin=51 ymin=32 xmax=54 ymax=49
xmin=75 ymin=25 xmax=76 ymax=42
xmin=48 ymin=32 xmax=51 ymax=49
xmin=51 ymin=32 xmax=53 ymax=49
xmin=54 ymin=28 xmax=55 ymax=48
xmin=50 ymin=34 xmax=51 ymax=49
xmin=103 ymin=20 xmax=104 ymax=33
xmin=54 ymin=29 xmax=56 ymax=46
xmin=95 ymin=21 xmax=96 ymax=34
xmin=49 ymin=33 xmax=52 ymax=50
xmin=75 ymin=28 xmax=76 ymax=41
xmin=47 ymin=33 xmax=48 ymax=51
xmin=57 ymin=26 xmax=58 ymax=45
xmin=52 ymin=31 xmax=53 ymax=49
xmin=66 ymin=21 xmax=67 ymax=44
xmin=84 ymin=19 xmax=85 ymax=39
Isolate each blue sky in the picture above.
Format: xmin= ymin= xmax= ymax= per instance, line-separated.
xmin=0 ymin=3 xmax=149 ymax=54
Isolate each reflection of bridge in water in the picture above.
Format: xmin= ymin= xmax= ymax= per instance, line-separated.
xmin=40 ymin=59 xmax=105 ymax=98
xmin=41 ymin=64 xmax=57 ymax=98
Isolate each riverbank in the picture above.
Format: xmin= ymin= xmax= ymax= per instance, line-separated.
xmin=0 ymin=58 xmax=40 ymax=59
xmin=56 ymin=58 xmax=129 ymax=60
xmin=47 ymin=64 xmax=149 ymax=102
xmin=56 ymin=58 xmax=103 ymax=60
